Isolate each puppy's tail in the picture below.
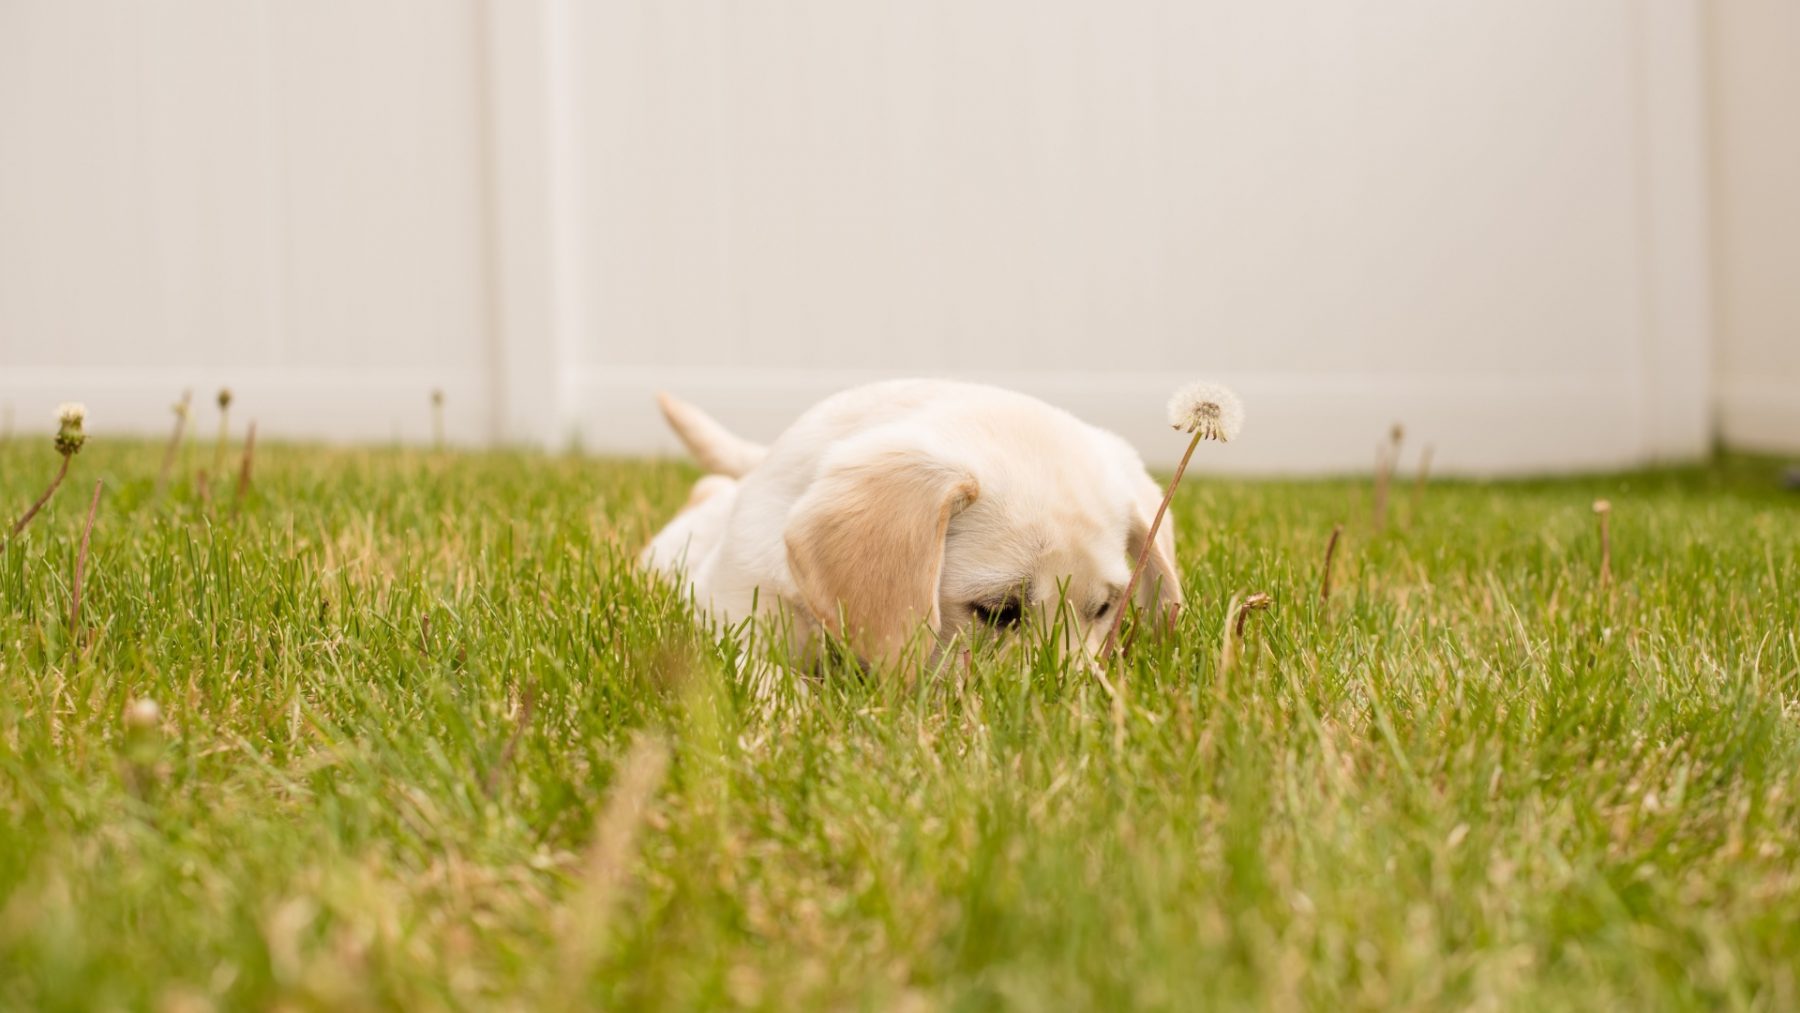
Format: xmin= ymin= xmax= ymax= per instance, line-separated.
xmin=657 ymin=392 xmax=768 ymax=477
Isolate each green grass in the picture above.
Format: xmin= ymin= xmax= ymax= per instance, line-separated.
xmin=1 ymin=437 xmax=1797 ymax=1010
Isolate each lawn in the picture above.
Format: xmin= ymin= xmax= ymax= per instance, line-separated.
xmin=1 ymin=437 xmax=1796 ymax=1010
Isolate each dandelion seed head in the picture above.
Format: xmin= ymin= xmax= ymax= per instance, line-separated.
xmin=54 ymin=402 xmax=87 ymax=455
xmin=124 ymin=697 xmax=161 ymax=730
xmin=1166 ymin=381 xmax=1244 ymax=442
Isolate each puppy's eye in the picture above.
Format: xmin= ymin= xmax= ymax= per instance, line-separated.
xmin=971 ymin=598 xmax=1024 ymax=629
xmin=1092 ymin=587 xmax=1124 ymax=621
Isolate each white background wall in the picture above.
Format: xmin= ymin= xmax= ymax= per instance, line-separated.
xmin=1710 ymin=0 xmax=1800 ymax=453
xmin=0 ymin=1 xmax=498 ymax=444
xmin=0 ymin=1 xmax=1787 ymax=473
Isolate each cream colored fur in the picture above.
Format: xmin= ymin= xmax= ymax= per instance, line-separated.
xmin=642 ymin=380 xmax=1182 ymax=669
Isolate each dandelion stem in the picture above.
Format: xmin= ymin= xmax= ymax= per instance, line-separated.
xmin=1111 ymin=670 xmax=1127 ymax=752
xmin=1594 ymin=500 xmax=1613 ymax=588
xmin=212 ymin=389 xmax=233 ymax=476
xmin=482 ymin=683 xmax=538 ymax=799
xmin=1372 ymin=425 xmax=1403 ymax=531
xmin=232 ymin=421 xmax=257 ymax=516
xmin=1407 ymin=445 xmax=1434 ymax=528
xmin=8 ymin=453 xmax=71 ymax=541
xmin=1600 ymin=523 xmax=1611 ymax=585
xmin=156 ymin=391 xmax=192 ymax=496
xmin=1103 ymin=428 xmax=1203 ymax=658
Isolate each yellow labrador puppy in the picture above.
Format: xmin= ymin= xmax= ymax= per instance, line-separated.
xmin=642 ymin=380 xmax=1181 ymax=669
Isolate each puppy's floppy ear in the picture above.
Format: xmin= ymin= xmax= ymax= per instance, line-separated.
xmin=784 ymin=438 xmax=979 ymax=666
xmin=1127 ymin=474 xmax=1184 ymax=616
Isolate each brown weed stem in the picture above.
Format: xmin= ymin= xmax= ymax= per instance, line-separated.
xmin=1219 ymin=592 xmax=1274 ymax=682
xmin=1319 ymin=524 xmax=1343 ymax=605
xmin=1234 ymin=592 xmax=1274 ymax=640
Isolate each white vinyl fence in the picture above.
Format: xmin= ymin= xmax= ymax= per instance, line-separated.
xmin=1 ymin=1 xmax=1794 ymax=472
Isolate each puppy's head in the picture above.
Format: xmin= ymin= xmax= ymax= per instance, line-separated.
xmin=783 ymin=420 xmax=1182 ymax=667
